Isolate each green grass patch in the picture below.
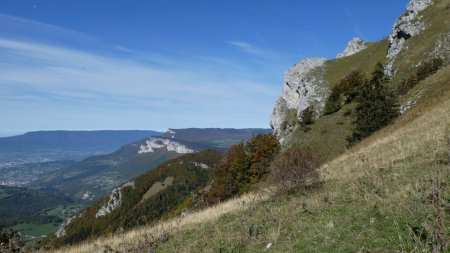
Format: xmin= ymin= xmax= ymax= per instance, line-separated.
xmin=12 ymin=223 xmax=59 ymax=242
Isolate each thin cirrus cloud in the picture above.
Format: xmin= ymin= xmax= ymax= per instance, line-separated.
xmin=228 ymin=40 xmax=279 ymax=58
xmin=0 ymin=15 xmax=283 ymax=134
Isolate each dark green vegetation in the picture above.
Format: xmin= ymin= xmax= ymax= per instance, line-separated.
xmin=0 ymin=186 xmax=73 ymax=228
xmin=324 ymin=70 xmax=365 ymax=115
xmin=348 ymin=64 xmax=399 ymax=145
xmin=0 ymin=186 xmax=78 ymax=242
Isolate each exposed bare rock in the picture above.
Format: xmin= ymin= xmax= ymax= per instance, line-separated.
xmin=193 ymin=162 xmax=209 ymax=169
xmin=270 ymin=58 xmax=328 ymax=143
xmin=96 ymin=181 xmax=135 ymax=218
xmin=385 ymin=0 xmax=433 ymax=75
xmin=55 ymin=211 xmax=85 ymax=238
xmin=138 ymin=138 xmax=194 ymax=154
xmin=336 ymin=37 xmax=367 ymax=58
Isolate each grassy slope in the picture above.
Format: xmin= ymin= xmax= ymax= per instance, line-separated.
xmin=390 ymin=0 xmax=450 ymax=85
xmin=52 ymin=66 xmax=450 ymax=253
xmin=287 ymin=39 xmax=388 ymax=161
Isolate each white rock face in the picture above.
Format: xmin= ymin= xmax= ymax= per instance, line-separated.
xmin=138 ymin=138 xmax=195 ymax=154
xmin=430 ymin=32 xmax=450 ymax=64
xmin=270 ymin=57 xmax=327 ymax=142
xmin=96 ymin=181 xmax=135 ymax=218
xmin=194 ymin=162 xmax=209 ymax=169
xmin=385 ymin=0 xmax=433 ymax=75
xmin=55 ymin=213 xmax=83 ymax=238
xmin=336 ymin=37 xmax=367 ymax=58
xmin=164 ymin=129 xmax=176 ymax=139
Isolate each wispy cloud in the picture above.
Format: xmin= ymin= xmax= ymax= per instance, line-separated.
xmin=228 ymin=40 xmax=278 ymax=58
xmin=0 ymin=12 xmax=99 ymax=44
xmin=0 ymin=37 xmax=279 ymax=132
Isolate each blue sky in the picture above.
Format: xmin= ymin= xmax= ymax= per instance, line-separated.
xmin=0 ymin=0 xmax=407 ymax=136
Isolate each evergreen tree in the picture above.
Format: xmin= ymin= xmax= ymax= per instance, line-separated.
xmin=348 ymin=63 xmax=399 ymax=145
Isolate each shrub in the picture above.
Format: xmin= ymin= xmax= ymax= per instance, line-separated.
xmin=324 ymin=86 xmax=342 ymax=115
xmin=247 ymin=134 xmax=280 ymax=181
xmin=324 ymin=70 xmax=365 ymax=115
xmin=397 ymin=58 xmax=444 ymax=96
xmin=269 ymin=148 xmax=321 ymax=194
xmin=205 ymin=134 xmax=279 ymax=204
xmin=416 ymin=58 xmax=443 ymax=81
xmin=0 ymin=228 xmax=24 ymax=253
xmin=299 ymin=106 xmax=315 ymax=132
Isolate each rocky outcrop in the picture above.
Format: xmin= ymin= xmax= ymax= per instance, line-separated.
xmin=163 ymin=129 xmax=176 ymax=139
xmin=385 ymin=0 xmax=433 ymax=75
xmin=95 ymin=181 xmax=135 ymax=218
xmin=430 ymin=31 xmax=450 ymax=64
xmin=55 ymin=213 xmax=82 ymax=238
xmin=270 ymin=58 xmax=327 ymax=143
xmin=194 ymin=162 xmax=209 ymax=169
xmin=336 ymin=37 xmax=367 ymax=58
xmin=138 ymin=138 xmax=194 ymax=154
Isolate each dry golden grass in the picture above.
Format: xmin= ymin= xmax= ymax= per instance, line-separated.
xmin=50 ymin=189 xmax=274 ymax=253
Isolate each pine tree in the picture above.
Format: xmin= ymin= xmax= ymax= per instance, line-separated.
xmin=348 ymin=63 xmax=399 ymax=145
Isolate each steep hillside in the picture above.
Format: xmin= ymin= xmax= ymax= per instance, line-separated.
xmin=0 ymin=130 xmax=161 ymax=163
xmin=50 ymin=150 xmax=222 ymax=246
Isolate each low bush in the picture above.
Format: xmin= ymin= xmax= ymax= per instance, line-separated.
xmin=324 ymin=70 xmax=365 ymax=115
xmin=0 ymin=228 xmax=24 ymax=253
xmin=397 ymin=57 xmax=444 ymax=96
xmin=205 ymin=134 xmax=279 ymax=204
xmin=269 ymin=148 xmax=321 ymax=194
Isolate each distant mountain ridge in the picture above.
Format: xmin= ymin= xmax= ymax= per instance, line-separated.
xmin=0 ymin=130 xmax=162 ymax=163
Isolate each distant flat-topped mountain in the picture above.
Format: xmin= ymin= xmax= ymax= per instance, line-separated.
xmin=0 ymin=130 xmax=162 ymax=163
